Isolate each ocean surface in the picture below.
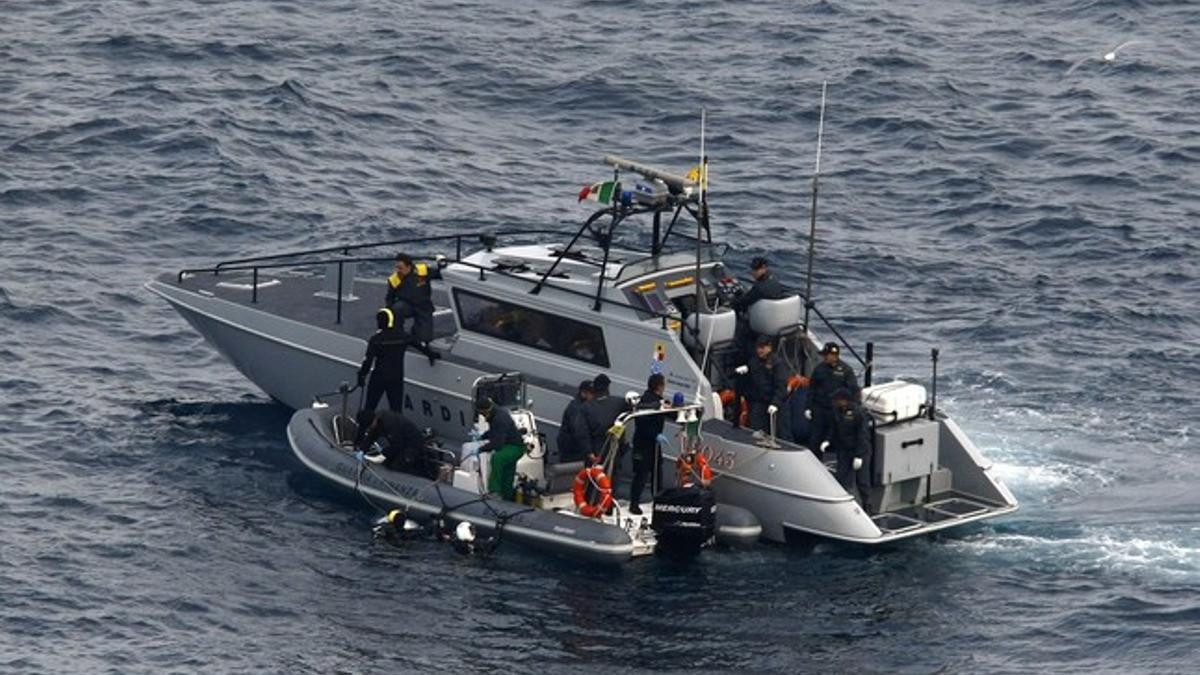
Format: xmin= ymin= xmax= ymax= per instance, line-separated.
xmin=3 ymin=1 xmax=1199 ymax=672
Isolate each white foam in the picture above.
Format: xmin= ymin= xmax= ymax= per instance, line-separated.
xmin=948 ymin=528 xmax=1200 ymax=579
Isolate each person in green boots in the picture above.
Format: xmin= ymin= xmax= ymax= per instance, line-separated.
xmin=476 ymin=398 xmax=526 ymax=501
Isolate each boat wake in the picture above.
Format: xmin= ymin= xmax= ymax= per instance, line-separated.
xmin=946 ymin=526 xmax=1200 ymax=581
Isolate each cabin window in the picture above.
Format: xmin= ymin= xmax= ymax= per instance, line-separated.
xmin=453 ymin=289 xmax=611 ymax=367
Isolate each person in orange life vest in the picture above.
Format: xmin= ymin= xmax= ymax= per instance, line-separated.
xmin=676 ymin=443 xmax=713 ymax=489
xmin=386 ymin=252 xmax=443 ymax=351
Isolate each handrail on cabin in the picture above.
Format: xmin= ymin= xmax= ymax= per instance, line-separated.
xmin=175 ymin=231 xmax=867 ymax=371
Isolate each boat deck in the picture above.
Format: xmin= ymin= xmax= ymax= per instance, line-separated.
xmin=164 ymin=270 xmax=457 ymax=342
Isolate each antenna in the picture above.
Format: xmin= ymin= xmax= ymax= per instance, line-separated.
xmin=695 ymin=108 xmax=709 ymax=404
xmin=695 ymin=108 xmax=708 ymax=317
xmin=800 ymin=81 xmax=828 ymax=369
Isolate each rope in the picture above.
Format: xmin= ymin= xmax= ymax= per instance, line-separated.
xmin=314 ymin=384 xmax=361 ymax=402
xmin=353 ymin=451 xmax=535 ymax=556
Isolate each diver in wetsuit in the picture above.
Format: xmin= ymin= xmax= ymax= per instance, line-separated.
xmin=357 ymin=307 xmax=441 ymax=418
xmin=357 ymin=409 xmax=426 ymax=472
xmin=358 ymin=308 xmax=417 ymax=416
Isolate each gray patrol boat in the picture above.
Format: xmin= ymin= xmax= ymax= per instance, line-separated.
xmin=148 ymin=153 xmax=1017 ymax=545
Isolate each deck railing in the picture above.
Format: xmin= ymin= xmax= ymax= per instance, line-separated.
xmin=175 ymin=231 xmax=876 ymax=376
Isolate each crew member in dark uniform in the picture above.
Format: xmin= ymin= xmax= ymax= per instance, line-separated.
xmin=730 ymin=256 xmax=787 ymax=396
xmin=628 ymin=373 xmax=668 ymax=514
xmin=358 ymin=308 xmax=417 ymax=417
xmin=583 ymin=374 xmax=632 ymax=459
xmin=829 ymin=388 xmax=872 ymax=511
xmin=385 ymin=252 xmax=443 ymax=352
xmin=739 ymin=335 xmax=790 ymax=437
xmin=786 ymin=375 xmax=813 ymax=445
xmin=732 ymin=256 xmax=785 ymax=314
xmin=807 ymin=342 xmax=859 ymax=459
xmin=476 ymin=398 xmax=526 ymax=501
xmin=556 ymin=380 xmax=594 ymax=463
xmin=357 ymin=409 xmax=426 ymax=473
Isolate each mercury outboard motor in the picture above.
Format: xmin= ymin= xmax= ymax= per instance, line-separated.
xmin=651 ymin=487 xmax=716 ymax=557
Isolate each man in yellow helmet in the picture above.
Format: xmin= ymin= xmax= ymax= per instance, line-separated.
xmin=358 ymin=307 xmax=417 ymax=416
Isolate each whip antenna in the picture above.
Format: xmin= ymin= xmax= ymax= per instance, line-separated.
xmin=801 ymin=81 xmax=828 ymax=367
xmin=695 ymin=108 xmax=710 ymax=403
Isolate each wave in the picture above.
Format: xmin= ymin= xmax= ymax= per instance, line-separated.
xmin=948 ymin=527 xmax=1200 ymax=580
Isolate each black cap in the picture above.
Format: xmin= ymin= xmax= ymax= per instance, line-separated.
xmin=578 ymin=380 xmax=594 ymax=392
xmin=755 ymin=334 xmax=774 ymax=347
xmin=593 ymin=374 xmax=611 ymax=390
xmin=474 ymin=397 xmax=495 ymax=414
xmin=750 ymin=256 xmax=769 ymax=270
xmin=820 ymin=342 xmax=840 ymax=355
xmin=833 ymin=387 xmax=853 ymax=401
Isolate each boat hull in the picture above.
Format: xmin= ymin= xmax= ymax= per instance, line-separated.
xmin=288 ymin=407 xmax=639 ymax=565
xmin=150 ymin=279 xmax=1016 ymax=546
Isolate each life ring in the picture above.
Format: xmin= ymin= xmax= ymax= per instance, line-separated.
xmin=572 ymin=466 xmax=613 ymax=518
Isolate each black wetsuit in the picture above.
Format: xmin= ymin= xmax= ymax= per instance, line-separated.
xmin=359 ymin=409 xmax=425 ymax=471
xmin=556 ymin=396 xmax=591 ymax=463
xmin=808 ymin=358 xmax=859 ymax=457
xmin=358 ymin=327 xmax=415 ymax=414
xmin=629 ymin=389 xmax=665 ymax=505
xmin=745 ymin=352 xmax=790 ymax=436
xmin=829 ymin=401 xmax=872 ymax=511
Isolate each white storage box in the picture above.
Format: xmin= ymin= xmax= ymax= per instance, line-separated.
xmin=874 ymin=418 xmax=939 ymax=484
xmin=862 ymin=380 xmax=927 ymax=422
xmin=684 ymin=308 xmax=737 ymax=346
xmin=748 ymin=295 xmax=802 ymax=336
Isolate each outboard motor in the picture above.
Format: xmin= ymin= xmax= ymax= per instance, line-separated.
xmin=651 ymin=487 xmax=716 ymax=557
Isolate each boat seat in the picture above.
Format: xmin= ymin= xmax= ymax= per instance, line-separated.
xmin=748 ymin=294 xmax=802 ymax=336
xmin=546 ymin=460 xmax=584 ymax=493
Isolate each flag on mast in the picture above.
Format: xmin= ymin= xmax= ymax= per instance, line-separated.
xmin=578 ymin=180 xmax=617 ymax=203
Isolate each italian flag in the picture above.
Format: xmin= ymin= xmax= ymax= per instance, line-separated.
xmin=578 ymin=180 xmax=617 ymax=204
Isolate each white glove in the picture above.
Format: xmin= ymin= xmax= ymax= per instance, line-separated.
xmin=625 ymin=390 xmax=641 ymax=405
xmin=435 ymin=254 xmax=448 ymax=268
xmin=819 ymin=441 xmax=830 ymax=453
xmin=767 ymin=404 xmax=778 ymax=416
xmin=804 ymin=409 xmax=812 ymax=420
xmin=853 ymin=457 xmax=863 ymax=471
xmin=735 ymin=365 xmax=749 ymax=375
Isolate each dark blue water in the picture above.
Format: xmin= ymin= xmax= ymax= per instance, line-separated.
xmin=3 ymin=1 xmax=1199 ymax=672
